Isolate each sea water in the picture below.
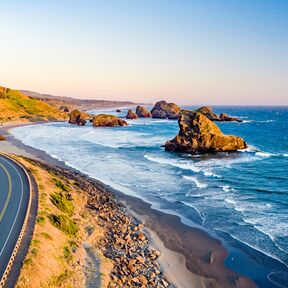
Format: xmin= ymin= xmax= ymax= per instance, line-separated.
xmin=12 ymin=106 xmax=288 ymax=287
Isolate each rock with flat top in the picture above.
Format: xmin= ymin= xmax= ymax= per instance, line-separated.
xmin=150 ymin=100 xmax=181 ymax=119
xmin=92 ymin=114 xmax=128 ymax=127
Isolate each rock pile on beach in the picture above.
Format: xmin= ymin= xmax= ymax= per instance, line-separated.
xmin=165 ymin=110 xmax=247 ymax=153
xmin=150 ymin=101 xmax=181 ymax=119
xmin=29 ymin=159 xmax=170 ymax=288
xmin=68 ymin=109 xmax=87 ymax=126
xmin=195 ymin=106 xmax=242 ymax=122
xmin=92 ymin=114 xmax=128 ymax=127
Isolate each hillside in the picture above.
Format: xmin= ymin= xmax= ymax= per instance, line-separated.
xmin=0 ymin=86 xmax=67 ymax=123
xmin=20 ymin=89 xmax=142 ymax=111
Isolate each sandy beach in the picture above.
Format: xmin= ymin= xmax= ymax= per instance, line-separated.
xmin=0 ymin=122 xmax=257 ymax=288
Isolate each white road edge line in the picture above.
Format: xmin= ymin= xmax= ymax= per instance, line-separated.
xmin=0 ymin=157 xmax=24 ymax=258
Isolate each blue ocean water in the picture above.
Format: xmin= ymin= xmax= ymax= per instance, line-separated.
xmin=12 ymin=106 xmax=288 ymax=287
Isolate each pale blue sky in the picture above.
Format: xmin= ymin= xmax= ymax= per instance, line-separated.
xmin=0 ymin=0 xmax=287 ymax=104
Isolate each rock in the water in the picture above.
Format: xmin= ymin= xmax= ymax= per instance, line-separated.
xmin=126 ymin=109 xmax=138 ymax=120
xmin=92 ymin=114 xmax=128 ymax=127
xmin=219 ymin=113 xmax=242 ymax=122
xmin=150 ymin=100 xmax=181 ymax=119
xmin=195 ymin=106 xmax=221 ymax=121
xmin=68 ymin=109 xmax=87 ymax=126
xmin=195 ymin=106 xmax=242 ymax=122
xmin=136 ymin=106 xmax=151 ymax=118
xmin=116 ymin=109 xmax=121 ymax=113
xmin=165 ymin=110 xmax=247 ymax=153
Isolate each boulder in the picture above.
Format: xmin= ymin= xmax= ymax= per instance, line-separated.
xmin=195 ymin=106 xmax=220 ymax=121
xmin=195 ymin=106 xmax=242 ymax=122
xmin=116 ymin=109 xmax=121 ymax=113
xmin=92 ymin=114 xmax=128 ymax=127
xmin=150 ymin=101 xmax=181 ymax=119
xmin=165 ymin=110 xmax=247 ymax=154
xmin=219 ymin=113 xmax=242 ymax=122
xmin=126 ymin=109 xmax=138 ymax=120
xmin=136 ymin=106 xmax=151 ymax=118
xmin=68 ymin=109 xmax=87 ymax=126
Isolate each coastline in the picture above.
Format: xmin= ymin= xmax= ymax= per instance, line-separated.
xmin=0 ymin=121 xmax=257 ymax=288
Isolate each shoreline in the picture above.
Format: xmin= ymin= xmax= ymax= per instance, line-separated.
xmin=0 ymin=121 xmax=257 ymax=288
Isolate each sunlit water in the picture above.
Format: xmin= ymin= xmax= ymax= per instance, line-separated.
xmin=12 ymin=106 xmax=288 ymax=287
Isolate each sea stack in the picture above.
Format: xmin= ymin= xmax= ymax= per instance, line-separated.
xmin=92 ymin=114 xmax=128 ymax=127
xmin=195 ymin=106 xmax=242 ymax=122
xmin=68 ymin=109 xmax=87 ymax=126
xmin=165 ymin=110 xmax=247 ymax=153
xmin=136 ymin=106 xmax=152 ymax=118
xmin=126 ymin=109 xmax=138 ymax=119
xmin=150 ymin=101 xmax=181 ymax=119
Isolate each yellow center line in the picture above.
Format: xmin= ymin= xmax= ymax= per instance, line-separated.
xmin=0 ymin=163 xmax=12 ymax=222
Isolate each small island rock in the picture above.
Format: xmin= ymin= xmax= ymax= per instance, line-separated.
xmin=126 ymin=109 xmax=138 ymax=119
xmin=195 ymin=106 xmax=242 ymax=122
xmin=219 ymin=113 xmax=242 ymax=122
xmin=165 ymin=110 xmax=247 ymax=154
xmin=136 ymin=106 xmax=152 ymax=118
xmin=68 ymin=109 xmax=87 ymax=126
xmin=150 ymin=101 xmax=181 ymax=119
xmin=92 ymin=114 xmax=128 ymax=127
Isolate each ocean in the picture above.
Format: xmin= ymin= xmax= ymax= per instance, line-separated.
xmin=12 ymin=106 xmax=288 ymax=287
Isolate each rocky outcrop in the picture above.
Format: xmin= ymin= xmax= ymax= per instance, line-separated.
xmin=92 ymin=114 xmax=128 ymax=127
xmin=165 ymin=110 xmax=247 ymax=154
xmin=60 ymin=106 xmax=69 ymax=112
xmin=195 ymin=106 xmax=242 ymax=122
xmin=150 ymin=101 xmax=181 ymax=119
xmin=68 ymin=109 xmax=87 ymax=126
xmin=126 ymin=109 xmax=138 ymax=120
xmin=195 ymin=106 xmax=220 ymax=121
xmin=136 ymin=106 xmax=151 ymax=118
xmin=219 ymin=113 xmax=242 ymax=122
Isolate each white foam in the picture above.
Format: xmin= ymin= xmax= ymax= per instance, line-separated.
xmin=222 ymin=185 xmax=231 ymax=192
xmin=144 ymin=155 xmax=201 ymax=173
xmin=183 ymin=176 xmax=208 ymax=188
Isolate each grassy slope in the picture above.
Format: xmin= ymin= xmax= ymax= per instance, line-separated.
xmin=0 ymin=87 xmax=67 ymax=122
xmin=14 ymin=156 xmax=113 ymax=288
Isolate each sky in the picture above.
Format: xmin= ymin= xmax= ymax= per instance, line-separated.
xmin=0 ymin=0 xmax=287 ymax=105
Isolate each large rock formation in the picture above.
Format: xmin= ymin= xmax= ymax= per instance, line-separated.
xmin=150 ymin=101 xmax=181 ymax=119
xmin=68 ymin=109 xmax=87 ymax=126
xmin=165 ymin=110 xmax=247 ymax=154
xmin=136 ymin=106 xmax=151 ymax=118
xmin=92 ymin=114 xmax=128 ymax=127
xmin=195 ymin=106 xmax=242 ymax=122
xmin=126 ymin=109 xmax=138 ymax=120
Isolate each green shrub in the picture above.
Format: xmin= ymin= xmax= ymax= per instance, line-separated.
xmin=40 ymin=232 xmax=52 ymax=240
xmin=49 ymin=214 xmax=78 ymax=236
xmin=52 ymin=178 xmax=69 ymax=191
xmin=50 ymin=192 xmax=74 ymax=215
xmin=63 ymin=246 xmax=72 ymax=261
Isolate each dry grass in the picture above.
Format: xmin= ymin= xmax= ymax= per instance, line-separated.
xmin=14 ymin=157 xmax=113 ymax=288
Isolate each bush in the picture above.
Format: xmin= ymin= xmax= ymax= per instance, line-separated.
xmin=52 ymin=178 xmax=69 ymax=191
xmin=50 ymin=192 xmax=74 ymax=215
xmin=49 ymin=214 xmax=78 ymax=236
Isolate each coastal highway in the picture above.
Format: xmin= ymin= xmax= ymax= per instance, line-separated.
xmin=0 ymin=155 xmax=31 ymax=286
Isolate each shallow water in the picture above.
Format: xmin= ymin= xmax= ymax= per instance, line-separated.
xmin=12 ymin=106 xmax=288 ymax=287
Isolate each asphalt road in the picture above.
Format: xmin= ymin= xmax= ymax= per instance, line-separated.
xmin=0 ymin=155 xmax=30 ymax=284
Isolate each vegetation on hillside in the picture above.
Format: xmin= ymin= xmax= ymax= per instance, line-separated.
xmin=0 ymin=86 xmax=67 ymax=122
